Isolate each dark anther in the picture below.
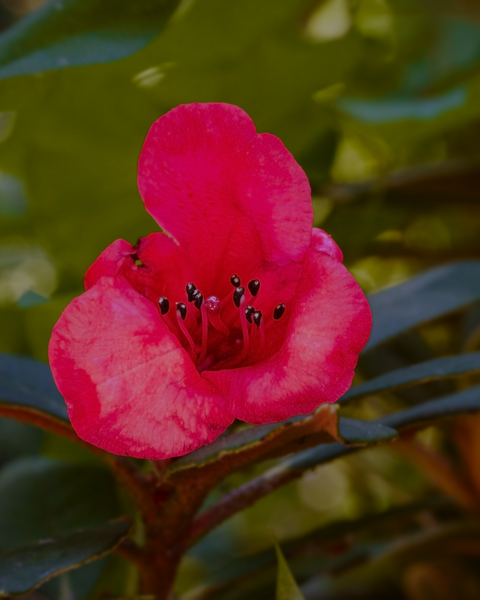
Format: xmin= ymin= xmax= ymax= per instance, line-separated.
xmin=194 ymin=292 xmax=204 ymax=309
xmin=176 ymin=302 xmax=187 ymax=320
xmin=273 ymin=303 xmax=286 ymax=320
xmin=230 ymin=274 xmax=241 ymax=287
xmin=158 ymin=297 xmax=170 ymax=315
xmin=186 ymin=282 xmax=197 ymax=302
xmin=233 ymin=286 xmax=245 ymax=308
xmin=248 ymin=279 xmax=260 ymax=297
xmin=253 ymin=310 xmax=263 ymax=327
xmin=245 ymin=305 xmax=255 ymax=323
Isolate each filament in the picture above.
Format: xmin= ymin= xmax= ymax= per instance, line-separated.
xmin=258 ymin=318 xmax=265 ymax=354
xmin=176 ymin=309 xmax=196 ymax=359
xmin=198 ymin=302 xmax=209 ymax=364
xmin=238 ymin=296 xmax=250 ymax=361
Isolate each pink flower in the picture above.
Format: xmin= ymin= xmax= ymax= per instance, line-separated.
xmin=48 ymin=103 xmax=372 ymax=459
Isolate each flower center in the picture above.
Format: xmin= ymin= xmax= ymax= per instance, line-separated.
xmin=157 ymin=274 xmax=286 ymax=372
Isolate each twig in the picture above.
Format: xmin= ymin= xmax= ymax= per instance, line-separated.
xmin=103 ymin=455 xmax=157 ymax=523
xmin=187 ymin=461 xmax=298 ymax=546
xmin=116 ymin=538 xmax=148 ymax=570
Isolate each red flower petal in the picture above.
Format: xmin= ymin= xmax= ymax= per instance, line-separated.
xmin=49 ymin=276 xmax=233 ymax=459
xmin=138 ymin=103 xmax=313 ymax=291
xmin=311 ymin=228 xmax=343 ymax=263
xmin=203 ymin=241 xmax=372 ymax=424
xmin=83 ymin=233 xmax=195 ymax=304
xmin=84 ymin=238 xmax=132 ymax=291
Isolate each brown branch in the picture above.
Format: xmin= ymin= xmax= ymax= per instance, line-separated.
xmin=454 ymin=414 xmax=480 ymax=501
xmin=187 ymin=462 xmax=298 ymax=546
xmin=395 ymin=439 xmax=479 ymax=513
xmin=0 ymin=404 xmax=83 ymax=444
xmin=116 ymin=538 xmax=148 ymax=570
xmin=103 ymin=455 xmax=158 ymax=523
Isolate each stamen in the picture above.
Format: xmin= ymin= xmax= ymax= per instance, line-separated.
xmin=193 ymin=291 xmax=204 ymax=309
xmin=233 ymin=286 xmax=245 ymax=308
xmin=253 ymin=310 xmax=265 ymax=352
xmin=248 ymin=279 xmax=260 ymax=297
xmin=158 ymin=297 xmax=170 ymax=315
xmin=245 ymin=305 xmax=254 ymax=324
xmin=273 ymin=303 xmax=286 ymax=320
xmin=186 ymin=283 xmax=197 ymax=302
xmin=198 ymin=302 xmax=209 ymax=364
xmin=238 ymin=295 xmax=250 ymax=361
xmin=176 ymin=302 xmax=187 ymax=320
xmin=176 ymin=302 xmax=196 ymax=358
xmin=230 ymin=274 xmax=241 ymax=287
xmin=205 ymin=296 xmax=229 ymax=335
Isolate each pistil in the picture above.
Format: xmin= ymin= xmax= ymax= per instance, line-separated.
xmin=205 ymin=296 xmax=229 ymax=335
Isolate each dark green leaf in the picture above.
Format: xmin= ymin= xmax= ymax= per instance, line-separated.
xmin=366 ymin=262 xmax=480 ymax=351
xmin=0 ymin=457 xmax=120 ymax=598
xmin=380 ymin=384 xmax=480 ymax=431
xmin=167 ymin=410 xmax=335 ymax=475
xmin=0 ymin=519 xmax=131 ymax=597
xmin=275 ymin=544 xmax=305 ymax=600
xmin=338 ymin=87 xmax=467 ymax=125
xmin=0 ymin=417 xmax=43 ymax=465
xmin=0 ymin=0 xmax=180 ymax=80
xmin=0 ymin=352 xmax=68 ymax=422
xmin=337 ymin=418 xmax=397 ymax=445
xmin=342 ymin=352 xmax=480 ymax=403
xmin=0 ymin=457 xmax=119 ymax=550
xmin=167 ymin=410 xmax=394 ymax=477
xmin=169 ymin=420 xmax=300 ymax=473
xmin=285 ymin=385 xmax=480 ymax=473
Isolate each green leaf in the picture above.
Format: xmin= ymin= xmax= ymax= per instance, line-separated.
xmin=0 ymin=0 xmax=180 ymax=81
xmin=275 ymin=544 xmax=305 ymax=600
xmin=0 ymin=518 xmax=131 ymax=597
xmin=0 ymin=457 xmax=120 ymax=550
xmin=0 ymin=417 xmax=43 ymax=465
xmin=380 ymin=384 xmax=480 ymax=431
xmin=342 ymin=352 xmax=480 ymax=403
xmin=166 ymin=409 xmax=336 ymax=476
xmin=0 ymin=457 xmax=120 ymax=598
xmin=0 ymin=352 xmax=68 ymax=423
xmin=336 ymin=418 xmax=397 ymax=445
xmin=284 ymin=384 xmax=480 ymax=473
xmin=169 ymin=420 xmax=304 ymax=473
xmin=167 ymin=409 xmax=395 ymax=480
xmin=366 ymin=262 xmax=480 ymax=351
xmin=338 ymin=87 xmax=467 ymax=125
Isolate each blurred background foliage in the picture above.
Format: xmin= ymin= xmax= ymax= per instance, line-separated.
xmin=2 ymin=0 xmax=480 ymax=598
